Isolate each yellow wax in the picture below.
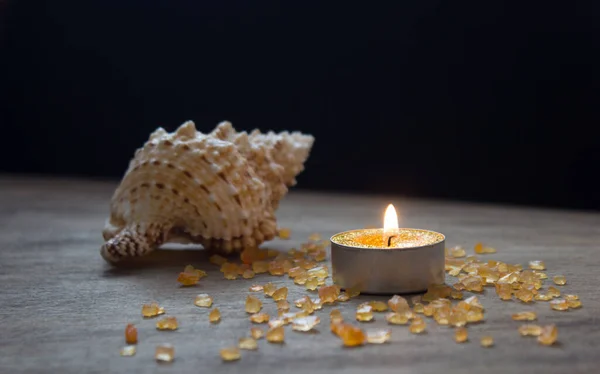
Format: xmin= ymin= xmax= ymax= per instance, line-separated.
xmin=331 ymin=228 xmax=444 ymax=249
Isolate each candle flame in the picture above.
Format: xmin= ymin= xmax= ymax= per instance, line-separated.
xmin=383 ymin=204 xmax=399 ymax=231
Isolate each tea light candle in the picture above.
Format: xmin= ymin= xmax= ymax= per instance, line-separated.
xmin=330 ymin=204 xmax=445 ymax=294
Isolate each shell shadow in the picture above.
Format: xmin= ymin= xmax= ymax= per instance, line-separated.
xmin=101 ymin=246 xmax=217 ymax=277
xmin=100 ymin=243 xmax=284 ymax=277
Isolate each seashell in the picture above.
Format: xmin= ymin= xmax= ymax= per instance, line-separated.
xmin=100 ymin=120 xmax=314 ymax=263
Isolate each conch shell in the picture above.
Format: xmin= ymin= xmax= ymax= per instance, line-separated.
xmin=101 ymin=120 xmax=314 ymax=263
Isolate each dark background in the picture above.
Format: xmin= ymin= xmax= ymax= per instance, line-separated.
xmin=1 ymin=1 xmax=598 ymax=210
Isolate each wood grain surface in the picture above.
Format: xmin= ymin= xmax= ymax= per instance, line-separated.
xmin=0 ymin=176 xmax=599 ymax=374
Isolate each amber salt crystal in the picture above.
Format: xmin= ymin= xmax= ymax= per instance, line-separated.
xmin=305 ymin=277 xmax=319 ymax=291
xmin=449 ymin=310 xmax=467 ymax=327
xmin=155 ymin=344 xmax=174 ymax=362
xmin=528 ymin=260 xmax=545 ymax=270
xmin=223 ymin=271 xmax=238 ymax=280
xmin=495 ymin=283 xmax=512 ymax=300
xmin=409 ymin=317 xmax=426 ymax=334
xmin=300 ymin=259 xmax=318 ymax=270
xmin=534 ymin=270 xmax=548 ymax=279
xmin=564 ymin=294 xmax=579 ymax=301
xmin=250 ymin=327 xmax=264 ymax=340
xmin=537 ymin=324 xmax=558 ymax=346
xmin=550 ymin=299 xmax=569 ymax=311
xmin=534 ymin=293 xmax=552 ymax=301
xmin=246 ymin=295 xmax=262 ymax=313
xmin=242 ymin=269 xmax=256 ymax=279
xmin=547 ymin=286 xmax=561 ymax=298
xmin=232 ymin=261 xmax=250 ymax=274
xmin=252 ymin=261 xmax=269 ymax=274
xmin=263 ymin=283 xmax=277 ymax=297
xmin=311 ymin=297 xmax=323 ymax=310
xmin=511 ymin=311 xmax=537 ymax=321
xmin=465 ymin=295 xmax=484 ymax=309
xmin=386 ymin=312 xmax=409 ymax=325
xmin=177 ymin=270 xmax=200 ymax=286
xmin=474 ymin=242 xmax=496 ymax=254
xmin=297 ymin=296 xmax=316 ymax=314
xmin=366 ymin=329 xmax=391 ymax=344
xmin=272 ymin=287 xmax=288 ymax=301
xmin=313 ymin=249 xmax=327 ymax=262
xmin=220 ymin=261 xmax=238 ymax=273
xmin=239 ymin=337 xmax=258 ymax=350
xmin=288 ymin=266 xmax=305 ymax=278
xmin=356 ymin=305 xmax=374 ymax=322
xmin=423 ymin=304 xmax=434 ymax=317
xmin=307 ymin=266 xmax=329 ymax=278
xmin=267 ymin=318 xmax=283 ymax=328
xmin=450 ymin=290 xmax=464 ymax=300
xmin=249 ymin=312 xmax=270 ymax=324
xmin=480 ymin=336 xmax=494 ymax=347
xmin=449 ymin=246 xmax=466 ymax=258
xmin=434 ymin=306 xmax=451 ymax=325
xmin=462 ymin=276 xmax=484 ymax=292
xmin=194 ymin=293 xmax=213 ymax=308
xmin=330 ymin=309 xmax=343 ymax=324
xmin=278 ymin=227 xmax=291 ymax=239
xmin=266 ymin=326 xmax=285 ymax=343
xmin=337 ymin=324 xmax=366 ymax=347
xmin=156 ymin=316 xmax=178 ymax=330
xmin=268 ymin=261 xmax=286 ymax=276
xmin=413 ymin=303 xmax=425 ymax=314
xmin=240 ymin=247 xmax=258 ymax=264
xmin=294 ymin=273 xmax=309 ymax=285
xmin=120 ymin=346 xmax=136 ymax=357
xmin=292 ymin=316 xmax=321 ymax=332
xmin=466 ymin=310 xmax=484 ymax=323
xmin=519 ymin=324 xmax=542 ymax=336
xmin=124 ymin=324 xmax=137 ymax=344
xmin=142 ymin=303 xmax=165 ymax=318
xmin=331 ymin=321 xmax=344 ymax=336
xmin=318 ymin=285 xmax=340 ymax=304
xmin=277 ymin=300 xmax=290 ymax=311
xmin=220 ymin=347 xmax=241 ymax=361
xmin=183 ymin=264 xmax=204 ymax=277
xmin=361 ymin=301 xmax=387 ymax=312
xmin=553 ymin=275 xmax=567 ymax=285
xmin=209 ymin=308 xmax=221 ymax=323
xmin=515 ymin=288 xmax=534 ymax=303
xmin=454 ymin=327 xmax=468 ymax=343
xmin=387 ymin=295 xmax=409 ymax=312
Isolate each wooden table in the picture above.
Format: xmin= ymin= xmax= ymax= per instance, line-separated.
xmin=0 ymin=176 xmax=598 ymax=374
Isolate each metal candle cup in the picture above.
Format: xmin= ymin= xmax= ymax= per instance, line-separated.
xmin=330 ymin=205 xmax=445 ymax=295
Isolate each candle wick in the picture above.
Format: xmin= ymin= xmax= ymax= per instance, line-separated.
xmin=387 ymin=235 xmax=397 ymax=247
